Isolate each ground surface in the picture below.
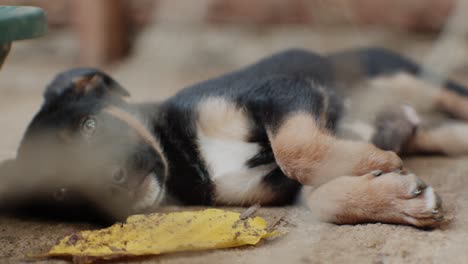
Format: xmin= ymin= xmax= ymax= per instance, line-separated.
xmin=1 ymin=26 xmax=468 ymax=263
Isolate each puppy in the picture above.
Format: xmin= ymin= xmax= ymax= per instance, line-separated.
xmin=3 ymin=47 xmax=465 ymax=227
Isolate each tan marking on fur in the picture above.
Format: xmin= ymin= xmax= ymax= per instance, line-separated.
xmin=196 ymin=97 xmax=275 ymax=205
xmin=269 ymin=113 xmax=332 ymax=185
xmin=72 ymin=76 xmax=92 ymax=93
xmin=196 ymin=97 xmax=250 ymax=140
xmin=312 ymin=140 xmax=401 ymax=185
xmin=406 ymin=130 xmax=441 ymax=154
xmin=353 ymin=147 xmax=402 ymax=175
xmin=103 ymin=106 xmax=169 ymax=178
xmin=72 ymin=75 xmax=104 ymax=94
xmin=408 ymin=123 xmax=468 ymax=155
xmin=303 ymin=171 xmax=443 ymax=227
xmin=270 ymin=113 xmax=402 ymax=185
xmin=436 ymin=89 xmax=468 ymax=120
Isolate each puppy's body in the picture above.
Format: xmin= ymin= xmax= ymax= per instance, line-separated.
xmin=3 ymin=47 xmax=467 ymax=226
xmin=151 ymin=48 xmax=459 ymax=207
xmin=156 ymin=50 xmax=339 ymax=206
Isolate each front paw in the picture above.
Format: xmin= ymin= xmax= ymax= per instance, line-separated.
xmin=365 ymin=170 xmax=444 ymax=227
xmin=353 ymin=147 xmax=403 ymax=176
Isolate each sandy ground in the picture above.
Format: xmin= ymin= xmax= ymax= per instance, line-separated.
xmin=1 ymin=26 xmax=468 ymax=263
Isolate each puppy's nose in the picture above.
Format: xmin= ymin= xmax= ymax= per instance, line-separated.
xmin=112 ymin=168 xmax=127 ymax=184
xmin=52 ymin=187 xmax=68 ymax=201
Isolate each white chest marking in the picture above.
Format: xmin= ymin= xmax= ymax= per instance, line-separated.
xmin=196 ymin=97 xmax=275 ymax=205
xmin=198 ymin=134 xmax=275 ymax=205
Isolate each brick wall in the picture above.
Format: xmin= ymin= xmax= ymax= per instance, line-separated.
xmin=0 ymin=0 xmax=456 ymax=32
xmin=0 ymin=0 xmax=157 ymax=29
xmin=158 ymin=0 xmax=455 ymax=32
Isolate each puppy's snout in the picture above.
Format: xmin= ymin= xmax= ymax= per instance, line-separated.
xmin=53 ymin=187 xmax=68 ymax=201
xmin=112 ymin=168 xmax=127 ymax=184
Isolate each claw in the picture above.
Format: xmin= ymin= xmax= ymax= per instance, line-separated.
xmin=435 ymin=193 xmax=443 ymax=209
xmin=412 ymin=178 xmax=427 ymax=196
xmin=416 ymin=178 xmax=427 ymax=189
xmin=434 ymin=212 xmax=444 ymax=222
xmin=431 ymin=193 xmax=444 ymax=221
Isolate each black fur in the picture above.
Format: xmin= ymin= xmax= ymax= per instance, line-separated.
xmin=2 ymin=47 xmax=468 ymax=221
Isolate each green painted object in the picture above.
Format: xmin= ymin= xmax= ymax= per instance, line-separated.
xmin=0 ymin=6 xmax=47 ymax=43
xmin=0 ymin=6 xmax=47 ymax=68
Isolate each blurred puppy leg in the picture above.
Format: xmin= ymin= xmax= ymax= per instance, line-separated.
xmin=364 ymin=79 xmax=468 ymax=155
xmin=369 ymin=104 xmax=468 ymax=156
xmin=406 ymin=122 xmax=468 ymax=155
xmin=304 ymin=170 xmax=444 ymax=227
xmin=436 ymin=89 xmax=468 ymax=121
xmin=371 ymin=105 xmax=420 ymax=154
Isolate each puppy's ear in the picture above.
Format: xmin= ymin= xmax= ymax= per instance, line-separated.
xmin=44 ymin=68 xmax=130 ymax=102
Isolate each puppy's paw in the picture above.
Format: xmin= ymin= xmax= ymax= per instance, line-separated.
xmin=306 ymin=170 xmax=444 ymax=228
xmin=353 ymin=147 xmax=403 ymax=176
xmin=372 ymin=105 xmax=420 ymax=153
xmin=362 ymin=170 xmax=444 ymax=227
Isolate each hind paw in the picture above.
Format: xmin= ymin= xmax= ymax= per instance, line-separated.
xmin=372 ymin=105 xmax=420 ymax=154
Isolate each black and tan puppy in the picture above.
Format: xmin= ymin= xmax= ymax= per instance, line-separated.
xmin=3 ymin=47 xmax=468 ymax=227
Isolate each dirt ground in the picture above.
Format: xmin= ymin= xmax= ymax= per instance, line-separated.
xmin=1 ymin=26 xmax=468 ymax=263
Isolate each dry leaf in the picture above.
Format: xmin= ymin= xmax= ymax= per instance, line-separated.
xmin=47 ymin=209 xmax=278 ymax=262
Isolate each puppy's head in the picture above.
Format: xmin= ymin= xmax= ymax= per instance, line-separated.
xmin=13 ymin=68 xmax=167 ymax=220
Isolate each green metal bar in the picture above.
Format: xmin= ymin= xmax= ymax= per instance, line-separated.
xmin=0 ymin=6 xmax=47 ymax=43
xmin=0 ymin=6 xmax=47 ymax=69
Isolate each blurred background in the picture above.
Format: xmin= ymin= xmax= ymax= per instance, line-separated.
xmin=2 ymin=2 xmax=468 ymax=262
xmin=0 ymin=0 xmax=467 ymax=160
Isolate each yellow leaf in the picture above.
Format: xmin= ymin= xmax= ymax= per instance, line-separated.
xmin=47 ymin=209 xmax=277 ymax=261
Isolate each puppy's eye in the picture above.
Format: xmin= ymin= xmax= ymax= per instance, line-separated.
xmin=112 ymin=168 xmax=127 ymax=184
xmin=80 ymin=116 xmax=97 ymax=137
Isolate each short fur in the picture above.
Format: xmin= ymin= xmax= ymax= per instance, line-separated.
xmin=2 ymin=47 xmax=466 ymax=227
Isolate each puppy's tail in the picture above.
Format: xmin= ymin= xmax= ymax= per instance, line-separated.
xmin=328 ymin=47 xmax=468 ymax=97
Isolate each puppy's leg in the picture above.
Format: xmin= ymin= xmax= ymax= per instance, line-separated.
xmin=304 ymin=170 xmax=444 ymax=227
xmin=436 ymin=89 xmax=468 ymax=121
xmin=269 ymin=112 xmax=402 ymax=185
xmin=369 ymin=102 xmax=468 ymax=156
xmin=406 ymin=122 xmax=468 ymax=155
xmin=371 ymin=105 xmax=420 ymax=154
xmin=369 ymin=104 xmax=468 ymax=156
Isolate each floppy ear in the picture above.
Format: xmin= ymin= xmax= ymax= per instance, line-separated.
xmin=43 ymin=68 xmax=130 ymax=102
